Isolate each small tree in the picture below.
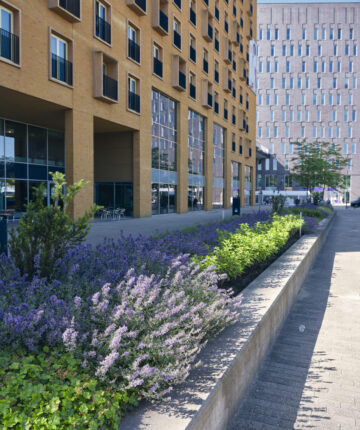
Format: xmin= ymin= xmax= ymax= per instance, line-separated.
xmin=290 ymin=141 xmax=349 ymax=199
xmin=8 ymin=172 xmax=98 ymax=279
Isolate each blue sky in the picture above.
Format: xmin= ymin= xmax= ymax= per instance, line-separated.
xmin=258 ymin=0 xmax=360 ymax=3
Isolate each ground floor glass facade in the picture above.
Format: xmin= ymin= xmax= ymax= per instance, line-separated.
xmin=212 ymin=123 xmax=225 ymax=208
xmin=231 ymin=161 xmax=241 ymax=201
xmin=244 ymin=165 xmax=253 ymax=206
xmin=94 ymin=182 xmax=133 ymax=216
xmin=151 ymin=90 xmax=177 ymax=215
xmin=0 ymin=118 xmax=65 ymax=215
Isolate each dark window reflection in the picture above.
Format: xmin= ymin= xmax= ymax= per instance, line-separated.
xmin=6 ymin=180 xmax=27 ymax=213
xmin=28 ymin=126 xmax=47 ymax=164
xmin=5 ymin=121 xmax=27 ymax=163
xmin=48 ymin=130 xmax=65 ymax=167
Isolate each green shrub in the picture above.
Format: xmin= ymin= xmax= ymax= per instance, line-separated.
xmin=201 ymin=215 xmax=304 ymax=279
xmin=0 ymin=347 xmax=138 ymax=429
xmin=8 ymin=172 xmax=98 ymax=279
xmin=285 ymin=207 xmax=327 ymax=220
xmin=271 ymin=195 xmax=286 ymax=213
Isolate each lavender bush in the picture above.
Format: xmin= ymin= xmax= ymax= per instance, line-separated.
xmin=63 ymin=258 xmax=242 ymax=398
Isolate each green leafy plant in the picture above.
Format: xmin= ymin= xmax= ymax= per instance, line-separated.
xmin=271 ymin=195 xmax=286 ymax=213
xmin=201 ymin=215 xmax=304 ymax=279
xmin=312 ymin=191 xmax=322 ymax=205
xmin=0 ymin=347 xmax=138 ymax=429
xmin=8 ymin=172 xmax=98 ymax=279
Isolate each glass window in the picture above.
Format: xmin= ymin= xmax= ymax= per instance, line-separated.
xmin=28 ymin=126 xmax=47 ymax=165
xmin=51 ymin=34 xmax=68 ymax=82
xmin=349 ymin=28 xmax=353 ymax=40
xmin=267 ymin=28 xmax=270 ymax=40
xmin=5 ymin=120 xmax=27 ymax=163
xmin=330 ymin=27 xmax=333 ymax=40
xmin=302 ymin=28 xmax=306 ymax=40
xmin=298 ymin=44 xmax=302 ymax=56
xmin=48 ymin=130 xmax=65 ymax=167
xmin=314 ymin=28 xmax=318 ymax=40
xmin=274 ymin=61 xmax=278 ymax=72
xmin=286 ymin=28 xmax=290 ymax=40
xmin=275 ymin=28 xmax=278 ymax=40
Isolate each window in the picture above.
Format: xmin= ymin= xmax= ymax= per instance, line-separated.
xmin=290 ymin=44 xmax=294 ymax=56
xmin=202 ymin=48 xmax=208 ymax=73
xmin=190 ymin=0 xmax=196 ymax=25
xmin=344 ymin=109 xmax=348 ymax=122
xmin=330 ymin=27 xmax=333 ymax=40
xmin=266 ymin=93 xmax=270 ymax=105
xmin=258 ymin=61 xmax=262 ymax=73
xmin=301 ymin=126 xmax=305 ymax=138
xmin=329 ymin=61 xmax=333 ymax=72
xmin=282 ymin=44 xmax=286 ymax=56
xmin=270 ymin=77 xmax=274 ymax=89
xmin=0 ymin=3 xmax=20 ymax=64
xmin=328 ymin=126 xmax=332 ymax=138
xmin=322 ymin=27 xmax=326 ymax=40
xmin=282 ymin=77 xmax=285 ymax=89
xmin=266 ymin=126 xmax=270 ymax=137
xmin=274 ymin=94 xmax=278 ymax=105
xmin=313 ymin=93 xmax=316 ymax=105
xmin=337 ymin=93 xmax=340 ymax=104
xmin=298 ymin=44 xmax=302 ymax=56
xmin=269 ymin=143 xmax=274 ymax=154
xmin=290 ymin=77 xmax=293 ymax=89
xmin=265 ymin=159 xmax=269 ymax=170
xmin=289 ymin=110 xmax=293 ymax=121
xmin=329 ymin=93 xmax=332 ymax=105
xmin=313 ymin=61 xmax=317 ymax=72
xmin=321 ymin=93 xmax=324 ymax=105
xmin=297 ymin=77 xmax=301 ymax=89
xmin=317 ymin=110 xmax=321 ymax=121
xmin=286 ymin=61 xmax=290 ymax=72
xmin=128 ymin=75 xmax=140 ymax=113
xmin=313 ymin=126 xmax=316 ymax=138
xmin=281 ymin=142 xmax=285 ymax=154
xmin=289 ymin=143 xmax=293 ymax=154
xmin=337 ymin=61 xmax=341 ymax=73
xmin=353 ymin=45 xmax=357 ymax=56
xmin=270 ymin=110 xmax=274 ymax=121
xmin=318 ymin=45 xmax=322 ymax=56
xmin=349 ymin=94 xmax=353 ymax=105
xmin=302 ymin=28 xmax=306 ymax=40
xmin=274 ymin=126 xmax=278 ymax=138
xmin=345 ymin=44 xmax=349 ymax=56
xmin=224 ymin=11 xmax=228 ymax=33
xmin=348 ymin=127 xmax=352 ymax=138
xmin=281 ymin=110 xmax=285 ymax=121
xmin=347 ymin=159 xmax=351 ymax=170
xmin=334 ymin=44 xmax=337 ymax=56
xmin=266 ymin=61 xmax=270 ymax=73
xmin=286 ymin=93 xmax=290 ymax=105
xmin=274 ymin=61 xmax=278 ymax=72
xmin=352 ymin=110 xmax=356 ymax=121
xmin=321 ymin=61 xmax=325 ymax=72
xmin=214 ymin=59 xmax=219 ymax=83
xmin=127 ymin=23 xmax=140 ymax=63
xmin=258 ymin=126 xmax=262 ymax=138
xmin=353 ymin=78 xmax=357 ymax=89
xmin=267 ymin=28 xmax=270 ymax=40
xmin=350 ymin=28 xmax=353 ymax=40
xmin=333 ymin=78 xmax=337 ymax=89
xmin=95 ymin=0 xmax=111 ymax=45
xmin=173 ymin=18 xmax=181 ymax=49
xmin=337 ymin=28 xmax=341 ymax=39
xmin=314 ymin=27 xmax=318 ymax=40
xmin=352 ymin=143 xmax=356 ymax=154
xmin=153 ymin=42 xmax=163 ymax=78
xmin=301 ymin=94 xmax=305 ymax=105
xmin=336 ymin=127 xmax=340 ymax=138
xmin=305 ymin=77 xmax=309 ymax=89
xmin=275 ymin=28 xmax=279 ymax=40
xmin=345 ymin=77 xmax=349 ymax=89
xmin=50 ymin=32 xmax=73 ymax=86
xmin=189 ymin=34 xmax=196 ymax=62
xmin=189 ymin=72 xmax=196 ymax=99
xmin=320 ymin=126 xmax=324 ymax=138
xmin=214 ymin=29 xmax=219 ymax=52
xmin=286 ymin=28 xmax=290 ymax=40
xmin=259 ymin=28 xmax=263 ymax=40
xmin=270 ymin=44 xmax=274 ymax=56
xmin=349 ymin=61 xmax=353 ymax=73
xmin=302 ymin=61 xmax=306 ymax=72
xmin=258 ymin=94 xmax=262 ymax=105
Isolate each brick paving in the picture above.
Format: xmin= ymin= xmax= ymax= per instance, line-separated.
xmin=228 ymin=208 xmax=360 ymax=430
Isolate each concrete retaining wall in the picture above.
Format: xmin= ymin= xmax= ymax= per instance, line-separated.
xmin=120 ymin=212 xmax=336 ymax=430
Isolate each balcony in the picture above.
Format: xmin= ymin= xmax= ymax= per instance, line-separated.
xmin=214 ymin=69 xmax=219 ymax=83
xmin=224 ymin=108 xmax=228 ymax=120
xmin=96 ymin=15 xmax=111 ymax=44
xmin=174 ymin=0 xmax=181 ymax=8
xmin=223 ymin=38 xmax=231 ymax=64
xmin=232 ymin=21 xmax=240 ymax=45
xmin=172 ymin=54 xmax=186 ymax=91
xmin=48 ymin=0 xmax=81 ymax=22
xmin=202 ymin=10 xmax=214 ymax=42
xmin=126 ymin=0 xmax=147 ymax=15
xmin=223 ymin=70 xmax=232 ymax=92
xmin=238 ymin=109 xmax=245 ymax=129
xmin=128 ymin=39 xmax=140 ymax=63
xmin=152 ymin=0 xmax=169 ymax=35
xmin=190 ymin=83 xmax=196 ymax=99
xmin=153 ymin=57 xmax=163 ymax=77
xmin=214 ymin=101 xmax=219 ymax=114
xmin=128 ymin=91 xmax=140 ymax=113
xmin=190 ymin=45 xmax=196 ymax=62
xmin=0 ymin=29 xmax=19 ymax=64
xmin=190 ymin=8 xmax=196 ymax=25
xmin=203 ymin=59 xmax=208 ymax=73
xmin=103 ymin=74 xmax=118 ymax=101
xmin=51 ymin=54 xmax=73 ymax=85
xmin=173 ymin=30 xmax=181 ymax=49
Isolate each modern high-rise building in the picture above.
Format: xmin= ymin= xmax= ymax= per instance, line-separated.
xmin=0 ymin=0 xmax=256 ymax=219
xmin=257 ymin=1 xmax=360 ymax=204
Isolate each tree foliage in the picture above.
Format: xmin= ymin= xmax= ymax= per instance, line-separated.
xmin=290 ymin=140 xmax=349 ymax=195
xmin=8 ymin=172 xmax=98 ymax=279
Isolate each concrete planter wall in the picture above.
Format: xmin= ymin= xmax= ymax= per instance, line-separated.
xmin=120 ymin=212 xmax=336 ymax=430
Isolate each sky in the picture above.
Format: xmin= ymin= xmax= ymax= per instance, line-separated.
xmin=258 ymin=0 xmax=360 ymax=3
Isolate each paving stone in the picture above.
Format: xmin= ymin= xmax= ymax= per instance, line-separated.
xmin=228 ymin=210 xmax=360 ymax=430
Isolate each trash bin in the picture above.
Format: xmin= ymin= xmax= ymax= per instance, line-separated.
xmin=232 ymin=197 xmax=241 ymax=216
xmin=0 ymin=219 xmax=7 ymax=255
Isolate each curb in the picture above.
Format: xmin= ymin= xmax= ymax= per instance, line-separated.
xmin=119 ymin=212 xmax=336 ymax=430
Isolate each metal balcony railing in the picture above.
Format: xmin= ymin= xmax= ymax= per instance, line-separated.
xmin=96 ymin=15 xmax=111 ymax=44
xmin=215 ymin=6 xmax=219 ymax=20
xmin=128 ymin=91 xmax=140 ymax=112
xmin=174 ymin=0 xmax=181 ymax=8
xmin=153 ymin=57 xmax=163 ymax=77
xmin=214 ymin=70 xmax=219 ymax=82
xmin=190 ymin=45 xmax=196 ymax=62
xmin=103 ymin=74 xmax=118 ymax=101
xmin=190 ymin=8 xmax=196 ymax=25
xmin=190 ymin=83 xmax=196 ymax=99
xmin=159 ymin=10 xmax=169 ymax=33
xmin=214 ymin=101 xmax=219 ymax=114
xmin=203 ymin=59 xmax=208 ymax=73
xmin=135 ymin=0 xmax=147 ymax=12
xmin=214 ymin=38 xmax=219 ymax=51
xmin=128 ymin=39 xmax=140 ymax=62
xmin=59 ymin=0 xmax=80 ymax=18
xmin=179 ymin=71 xmax=186 ymax=89
xmin=51 ymin=53 xmax=73 ymax=85
xmin=173 ymin=30 xmax=181 ymax=49
xmin=207 ymin=93 xmax=213 ymax=107
xmin=224 ymin=108 xmax=228 ymax=120
xmin=232 ymin=114 xmax=236 ymax=125
xmin=208 ymin=25 xmax=213 ymax=40
xmin=0 ymin=28 xmax=19 ymax=64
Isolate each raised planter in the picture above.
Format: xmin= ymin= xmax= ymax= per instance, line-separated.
xmin=120 ymin=212 xmax=336 ymax=430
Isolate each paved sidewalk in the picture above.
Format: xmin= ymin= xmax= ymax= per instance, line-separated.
xmin=228 ymin=208 xmax=360 ymax=429
xmin=86 ymin=205 xmax=269 ymax=245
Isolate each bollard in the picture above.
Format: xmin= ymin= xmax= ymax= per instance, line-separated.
xmin=0 ymin=218 xmax=7 ymax=255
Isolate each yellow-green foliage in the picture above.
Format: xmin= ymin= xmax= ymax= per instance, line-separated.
xmin=203 ymin=215 xmax=304 ymax=279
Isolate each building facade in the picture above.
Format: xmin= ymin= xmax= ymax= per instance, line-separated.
xmin=0 ymin=0 xmax=256 ymax=219
xmin=257 ymin=2 xmax=360 ymax=204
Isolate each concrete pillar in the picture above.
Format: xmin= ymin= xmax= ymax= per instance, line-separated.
xmin=177 ymin=102 xmax=188 ymax=213
xmin=224 ymin=130 xmax=232 ymax=209
xmin=204 ymin=117 xmax=213 ymax=210
xmin=65 ymin=109 xmax=94 ymax=219
xmin=133 ymin=128 xmax=152 ymax=218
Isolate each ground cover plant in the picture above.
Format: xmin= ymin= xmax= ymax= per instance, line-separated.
xmin=0 ymin=206 xmax=322 ymax=428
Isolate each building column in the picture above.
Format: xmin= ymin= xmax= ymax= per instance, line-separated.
xmin=176 ymin=102 xmax=188 ymax=213
xmin=204 ymin=117 xmax=213 ymax=210
xmin=133 ymin=128 xmax=152 ymax=218
xmin=224 ymin=130 xmax=232 ymax=209
xmin=65 ymin=109 xmax=94 ymax=219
